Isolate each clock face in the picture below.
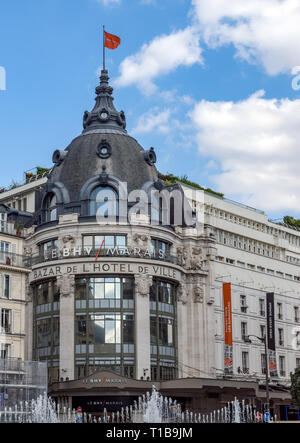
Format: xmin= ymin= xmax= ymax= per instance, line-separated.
xmin=101 ymin=112 xmax=108 ymax=120
xmin=97 ymin=143 xmax=112 ymax=159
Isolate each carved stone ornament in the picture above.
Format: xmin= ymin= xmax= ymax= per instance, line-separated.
xmin=176 ymin=247 xmax=188 ymax=268
xmin=177 ymin=283 xmax=188 ymax=305
xmin=24 ymin=247 xmax=32 ymax=256
xmin=143 ymin=147 xmax=157 ymax=166
xmin=190 ymin=247 xmax=203 ymax=271
xmin=59 ymin=235 xmax=75 ymax=253
xmin=177 ymin=246 xmax=204 ymax=271
xmin=62 ymin=235 xmax=75 ymax=246
xmin=193 ymin=285 xmax=204 ymax=304
xmin=135 ymin=275 xmax=153 ymax=297
xmin=57 ymin=275 xmax=75 ymax=298
xmin=132 ymin=233 xmax=149 ymax=249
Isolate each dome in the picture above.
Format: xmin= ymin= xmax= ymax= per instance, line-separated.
xmin=50 ymin=131 xmax=159 ymax=200
xmin=37 ymin=69 xmax=162 ymax=223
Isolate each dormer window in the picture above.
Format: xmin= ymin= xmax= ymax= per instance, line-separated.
xmin=89 ymin=186 xmax=119 ymax=217
xmin=0 ymin=212 xmax=7 ymax=232
xmin=44 ymin=194 xmax=57 ymax=222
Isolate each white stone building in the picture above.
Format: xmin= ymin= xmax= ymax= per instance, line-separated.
xmin=183 ymin=185 xmax=300 ymax=385
xmin=1 ymin=69 xmax=299 ymax=419
xmin=0 ymin=206 xmax=30 ymax=361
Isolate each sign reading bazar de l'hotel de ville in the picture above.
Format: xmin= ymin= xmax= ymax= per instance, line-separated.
xmin=30 ymin=261 xmax=180 ymax=283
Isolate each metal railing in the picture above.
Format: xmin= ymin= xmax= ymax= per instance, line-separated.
xmin=0 ymin=223 xmax=23 ymax=237
xmin=28 ymin=247 xmax=180 ymax=267
xmin=0 ymin=251 xmax=31 ymax=269
xmin=0 ymin=358 xmax=24 ymax=372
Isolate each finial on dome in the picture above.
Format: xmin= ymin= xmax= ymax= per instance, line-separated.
xmin=82 ymin=69 xmax=127 ymax=135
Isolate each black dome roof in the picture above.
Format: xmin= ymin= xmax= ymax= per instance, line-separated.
xmin=50 ymin=131 xmax=159 ymax=200
xmin=37 ymin=69 xmax=161 ymax=222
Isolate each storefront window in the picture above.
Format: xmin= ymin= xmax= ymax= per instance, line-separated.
xmin=32 ymin=280 xmax=60 ymax=367
xmin=75 ymin=276 xmax=135 ymax=379
xmin=150 ymin=279 xmax=177 ymax=381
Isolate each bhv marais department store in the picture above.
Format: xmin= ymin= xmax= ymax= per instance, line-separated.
xmin=12 ymin=68 xmax=299 ymax=418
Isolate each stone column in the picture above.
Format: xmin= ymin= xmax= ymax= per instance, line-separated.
xmin=177 ymin=279 xmax=188 ymax=378
xmin=134 ymin=274 xmax=152 ymax=380
xmin=25 ymin=278 xmax=33 ymax=361
xmin=57 ymin=275 xmax=75 ymax=381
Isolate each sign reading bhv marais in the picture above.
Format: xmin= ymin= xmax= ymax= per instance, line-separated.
xmin=267 ymin=292 xmax=278 ymax=377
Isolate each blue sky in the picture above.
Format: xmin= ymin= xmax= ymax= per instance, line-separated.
xmin=1 ymin=0 xmax=300 ymax=218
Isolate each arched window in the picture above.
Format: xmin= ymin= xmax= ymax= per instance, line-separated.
xmin=44 ymin=194 xmax=57 ymax=222
xmin=151 ymin=194 xmax=164 ymax=225
xmin=89 ymin=186 xmax=119 ymax=217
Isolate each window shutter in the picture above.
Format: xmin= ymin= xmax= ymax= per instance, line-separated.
xmin=11 ymin=344 xmax=14 ymax=359
xmin=11 ymin=311 xmax=14 ymax=334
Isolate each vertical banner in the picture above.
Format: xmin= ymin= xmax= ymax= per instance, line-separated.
xmin=223 ymin=283 xmax=233 ymax=374
xmin=266 ymin=293 xmax=277 ymax=377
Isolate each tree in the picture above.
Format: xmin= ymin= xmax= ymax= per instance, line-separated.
xmin=290 ymin=368 xmax=300 ymax=406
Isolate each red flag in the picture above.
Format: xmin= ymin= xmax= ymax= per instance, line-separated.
xmin=104 ymin=31 xmax=121 ymax=50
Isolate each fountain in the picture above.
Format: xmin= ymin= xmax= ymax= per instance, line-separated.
xmin=31 ymin=393 xmax=59 ymax=423
xmin=0 ymin=386 xmax=273 ymax=423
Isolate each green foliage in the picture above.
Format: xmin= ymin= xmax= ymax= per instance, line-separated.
xmin=0 ymin=166 xmax=51 ymax=193
xmin=283 ymin=216 xmax=300 ymax=231
xmin=0 ymin=180 xmax=23 ymax=194
xmin=36 ymin=167 xmax=51 ymax=176
xmin=15 ymin=220 xmax=24 ymax=232
xmin=161 ymin=173 xmax=224 ymax=198
xmin=290 ymin=368 xmax=300 ymax=406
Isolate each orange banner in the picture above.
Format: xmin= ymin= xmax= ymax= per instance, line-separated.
xmin=223 ymin=283 xmax=233 ymax=373
xmin=223 ymin=283 xmax=233 ymax=346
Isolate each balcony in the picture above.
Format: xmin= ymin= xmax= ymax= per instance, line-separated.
xmin=0 ymin=251 xmax=31 ymax=269
xmin=0 ymin=358 xmax=24 ymax=372
xmin=0 ymin=223 xmax=23 ymax=238
xmin=28 ymin=247 xmax=181 ymax=267
xmin=0 ymin=326 xmax=11 ymax=335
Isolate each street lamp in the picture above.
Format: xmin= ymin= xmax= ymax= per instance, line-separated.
xmin=244 ymin=334 xmax=270 ymax=414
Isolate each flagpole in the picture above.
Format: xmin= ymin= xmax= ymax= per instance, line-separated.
xmin=103 ymin=25 xmax=106 ymax=70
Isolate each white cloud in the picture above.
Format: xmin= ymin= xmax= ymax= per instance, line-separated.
xmin=115 ymin=27 xmax=203 ymax=94
xmin=132 ymin=107 xmax=171 ymax=134
xmin=96 ymin=0 xmax=121 ymax=6
xmin=140 ymin=0 xmax=156 ymax=4
xmin=192 ymin=0 xmax=300 ymax=75
xmin=190 ymin=91 xmax=300 ymax=212
xmin=114 ymin=0 xmax=300 ymax=95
